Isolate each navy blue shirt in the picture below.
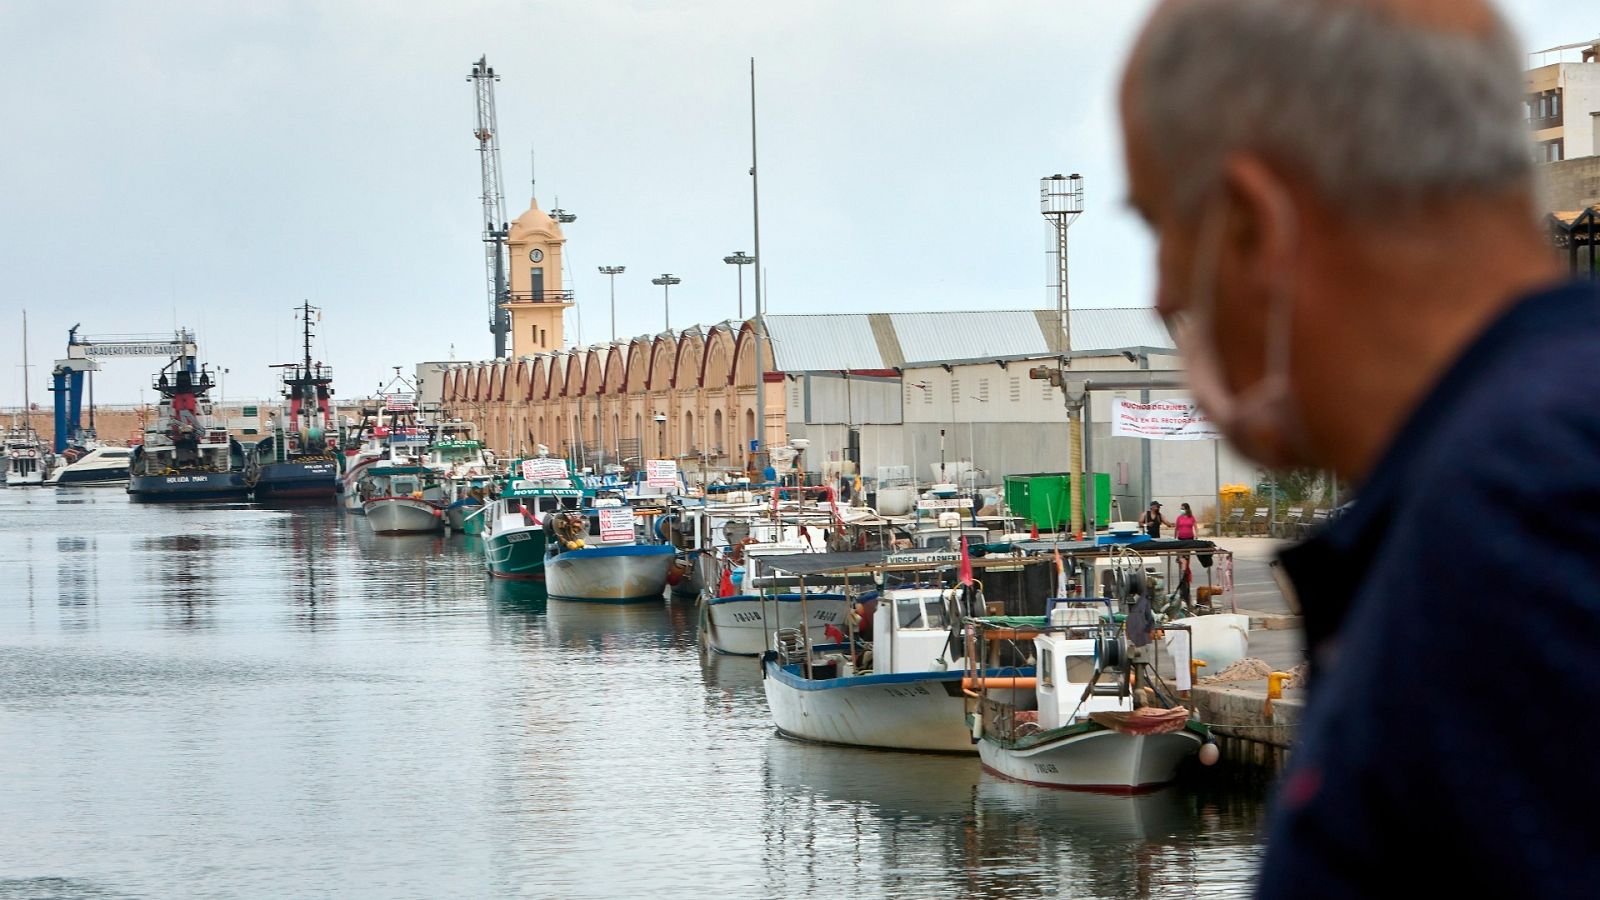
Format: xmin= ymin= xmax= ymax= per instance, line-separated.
xmin=1258 ymin=281 xmax=1600 ymax=897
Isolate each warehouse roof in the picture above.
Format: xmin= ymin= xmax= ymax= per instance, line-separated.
xmin=762 ymin=308 xmax=1172 ymax=373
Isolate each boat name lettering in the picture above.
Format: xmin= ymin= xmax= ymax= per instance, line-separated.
xmin=881 ymin=684 xmax=932 ymax=698
xmin=886 ymin=551 xmax=962 ymax=565
xmin=917 ymin=498 xmax=974 ymax=510
xmin=506 ymin=532 xmax=530 ymax=543
xmin=164 ymin=476 xmax=194 ymax=484
xmin=731 ymin=611 xmax=762 ymax=624
xmin=811 ymin=611 xmax=840 ymax=622
xmin=1034 ymin=763 xmax=1060 ymax=774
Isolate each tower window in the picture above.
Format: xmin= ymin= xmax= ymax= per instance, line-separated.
xmin=531 ymin=266 xmax=545 ymax=301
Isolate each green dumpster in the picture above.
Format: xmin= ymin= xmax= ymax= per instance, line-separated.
xmin=1004 ymin=472 xmax=1111 ymax=529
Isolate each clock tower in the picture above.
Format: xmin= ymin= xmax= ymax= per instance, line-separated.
xmin=504 ymin=198 xmax=573 ymax=355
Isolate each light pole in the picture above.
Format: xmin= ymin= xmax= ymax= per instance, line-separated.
xmin=653 ymin=411 xmax=668 ymax=459
xmin=723 ymin=251 xmax=753 ymax=319
xmin=599 ymin=265 xmax=625 ymax=341
xmin=651 ymin=274 xmax=680 ymax=332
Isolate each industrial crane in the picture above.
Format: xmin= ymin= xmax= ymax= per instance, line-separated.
xmin=469 ymin=55 xmax=510 ymax=358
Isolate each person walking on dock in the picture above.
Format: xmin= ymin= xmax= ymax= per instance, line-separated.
xmin=1139 ymin=500 xmax=1171 ymax=538
xmin=1174 ymin=503 xmax=1198 ymax=541
xmin=1121 ymin=0 xmax=1600 ymax=895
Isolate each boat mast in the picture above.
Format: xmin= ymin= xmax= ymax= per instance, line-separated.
xmin=20 ymin=310 xmax=30 ymax=431
xmin=750 ymin=58 xmax=766 ymax=476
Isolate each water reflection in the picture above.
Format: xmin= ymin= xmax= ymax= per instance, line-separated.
xmin=0 ymin=488 xmax=1268 ymax=898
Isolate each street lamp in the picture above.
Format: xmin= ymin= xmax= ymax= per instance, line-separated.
xmin=723 ymin=251 xmax=754 ymax=319
xmin=548 ymin=207 xmax=577 ymax=224
xmin=599 ymin=265 xmax=625 ymax=341
xmin=651 ymin=274 xmax=681 ymax=332
xmin=653 ymin=411 xmax=668 ymax=459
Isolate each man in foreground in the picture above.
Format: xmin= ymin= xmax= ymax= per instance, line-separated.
xmin=1120 ymin=0 xmax=1600 ymax=894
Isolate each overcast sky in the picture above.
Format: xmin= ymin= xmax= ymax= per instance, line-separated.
xmin=1 ymin=0 xmax=1589 ymax=404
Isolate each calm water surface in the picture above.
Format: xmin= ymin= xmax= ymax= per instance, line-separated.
xmin=0 ymin=488 xmax=1268 ymax=898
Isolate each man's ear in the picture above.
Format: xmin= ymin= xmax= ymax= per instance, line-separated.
xmin=1219 ymin=154 xmax=1300 ymax=294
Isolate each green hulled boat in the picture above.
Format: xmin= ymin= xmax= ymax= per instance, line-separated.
xmin=479 ymin=460 xmax=584 ymax=580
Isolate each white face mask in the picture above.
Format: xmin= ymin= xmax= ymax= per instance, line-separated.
xmin=1167 ymin=203 xmax=1309 ymax=468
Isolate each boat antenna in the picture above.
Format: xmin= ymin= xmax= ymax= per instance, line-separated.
xmin=19 ymin=310 xmax=30 ymax=430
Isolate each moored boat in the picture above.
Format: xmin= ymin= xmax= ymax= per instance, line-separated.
xmin=967 ymin=607 xmax=1211 ymax=792
xmin=4 ymin=424 xmax=53 ymax=487
xmin=479 ymin=459 xmax=576 ymax=580
xmin=361 ymin=465 xmax=446 ymax=534
xmin=46 ymin=444 xmax=131 ymax=486
xmin=543 ymin=498 xmax=675 ymax=603
xmin=127 ymin=355 xmax=250 ymax=503
xmin=760 ymin=549 xmax=1039 ymax=754
xmin=254 ymin=302 xmax=340 ymax=501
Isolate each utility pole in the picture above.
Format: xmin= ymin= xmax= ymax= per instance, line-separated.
xmin=1040 ymin=174 xmax=1086 ymax=535
xmin=651 ymin=274 xmax=680 ymax=332
xmin=723 ymin=251 xmax=754 ymax=319
xmin=599 ymin=265 xmax=625 ymax=341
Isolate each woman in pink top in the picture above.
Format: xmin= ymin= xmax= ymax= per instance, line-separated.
xmin=1175 ymin=503 xmax=1198 ymax=540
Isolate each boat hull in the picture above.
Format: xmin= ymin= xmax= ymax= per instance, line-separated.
xmin=761 ymin=654 xmax=977 ymax=754
xmin=483 ymin=525 xmax=548 ymax=580
xmin=669 ymin=549 xmax=711 ymax=597
xmin=254 ymin=459 xmax=339 ymax=500
xmin=49 ymin=466 xmax=128 ymax=486
xmin=6 ymin=471 xmax=44 ymax=487
xmin=127 ymin=471 xmax=251 ymax=502
xmin=364 ymin=497 xmax=443 ymax=534
xmin=447 ymin=501 xmax=486 ymax=534
xmin=704 ymin=593 xmax=850 ymax=656
xmin=544 ymin=544 xmax=676 ymax=603
xmin=977 ymin=727 xmax=1202 ymax=793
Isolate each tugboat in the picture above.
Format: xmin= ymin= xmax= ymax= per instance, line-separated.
xmin=253 ymin=302 xmax=339 ymax=501
xmin=127 ymin=350 xmax=250 ymax=502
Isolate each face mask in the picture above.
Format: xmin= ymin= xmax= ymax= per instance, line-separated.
xmin=1167 ymin=202 xmax=1309 ymax=468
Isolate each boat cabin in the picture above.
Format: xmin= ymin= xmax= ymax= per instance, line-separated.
xmin=870 ymin=587 xmax=964 ymax=675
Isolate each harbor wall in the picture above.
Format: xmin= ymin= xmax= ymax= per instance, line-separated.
xmin=3 ymin=403 xmax=285 ymax=448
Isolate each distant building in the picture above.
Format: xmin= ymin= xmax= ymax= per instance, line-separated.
xmin=1526 ymin=38 xmax=1600 ymax=164
xmin=433 ymin=198 xmax=1260 ymax=516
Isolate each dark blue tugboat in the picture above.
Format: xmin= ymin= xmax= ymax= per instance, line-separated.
xmin=127 ymin=352 xmax=250 ymax=503
xmin=253 ymin=302 xmax=339 ymax=501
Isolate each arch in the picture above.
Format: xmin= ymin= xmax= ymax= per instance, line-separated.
xmin=603 ymin=346 xmax=626 ymax=395
xmin=624 ymin=338 xmax=651 ymax=393
xmin=493 ymin=362 xmax=507 ymax=402
xmin=713 ymin=408 xmax=724 ymax=456
xmin=649 ymin=335 xmax=676 ymax=391
xmin=583 ymin=347 xmax=607 ymax=396
xmin=672 ymin=330 xmax=705 ymax=390
xmin=512 ymin=359 xmax=529 ymax=397
xmin=701 ymin=325 xmax=736 ymax=388
xmin=683 ymin=409 xmax=695 ymax=454
xmin=634 ymin=412 xmax=643 ymax=453
xmin=731 ymin=324 xmax=771 ymax=387
xmin=537 ymin=415 xmax=546 ymax=447
xmin=744 ymin=408 xmax=756 ymax=454
xmin=563 ymin=352 xmax=585 ymax=398
xmin=529 ymin=356 xmax=548 ymax=402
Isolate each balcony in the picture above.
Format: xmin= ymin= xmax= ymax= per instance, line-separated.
xmin=504 ymin=289 xmax=575 ymax=305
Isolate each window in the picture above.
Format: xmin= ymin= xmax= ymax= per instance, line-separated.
xmin=897 ymin=599 xmax=926 ymax=628
xmin=531 ymin=266 xmax=545 ymax=301
xmin=1040 ymin=650 xmax=1054 ymax=688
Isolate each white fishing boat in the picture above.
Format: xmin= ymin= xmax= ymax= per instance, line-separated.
xmin=968 ymin=607 xmax=1212 ymax=792
xmin=361 ymin=464 xmax=446 ymax=534
xmin=427 ymin=421 xmax=498 ymax=534
xmin=544 ymin=497 xmax=675 ymax=603
xmin=4 ymin=425 xmax=52 ymax=487
xmin=339 ymin=375 xmax=427 ymax=514
xmin=46 ymin=444 xmax=131 ymax=486
xmin=761 ymin=551 xmax=1041 ymax=754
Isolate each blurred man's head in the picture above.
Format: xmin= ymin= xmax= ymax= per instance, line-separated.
xmin=1121 ymin=0 xmax=1554 ymax=476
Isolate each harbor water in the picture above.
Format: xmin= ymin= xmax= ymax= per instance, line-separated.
xmin=0 ymin=488 xmax=1270 ymax=898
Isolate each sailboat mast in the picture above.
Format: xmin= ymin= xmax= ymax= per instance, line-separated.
xmin=20 ymin=310 xmax=30 ymax=430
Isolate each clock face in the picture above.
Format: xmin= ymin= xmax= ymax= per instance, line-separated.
xmin=528 ymin=249 xmax=544 ymax=263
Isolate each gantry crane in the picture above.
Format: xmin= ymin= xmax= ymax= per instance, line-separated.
xmin=469 ymin=55 xmax=510 ymax=358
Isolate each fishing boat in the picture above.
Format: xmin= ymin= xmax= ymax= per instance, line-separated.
xmin=543 ymin=496 xmax=676 ymax=603
xmin=427 ymin=421 xmax=497 ymax=533
xmin=127 ymin=351 xmax=250 ymax=502
xmin=4 ymin=424 xmax=52 ymax=487
xmin=5 ymin=314 xmax=53 ymax=487
xmin=338 ymin=373 xmax=427 ymax=513
xmin=46 ymin=444 xmax=131 ymax=486
xmin=479 ymin=458 xmax=576 ymax=581
xmin=253 ymin=302 xmax=339 ymax=501
xmin=361 ymin=464 xmax=447 ymax=534
xmin=967 ymin=608 xmax=1211 ymax=792
xmin=760 ymin=549 xmax=1039 ymax=754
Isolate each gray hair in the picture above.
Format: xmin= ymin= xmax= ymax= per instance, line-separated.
xmin=1133 ymin=0 xmax=1534 ymax=215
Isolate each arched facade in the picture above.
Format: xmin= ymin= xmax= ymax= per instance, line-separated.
xmin=440 ymin=324 xmax=782 ymax=474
